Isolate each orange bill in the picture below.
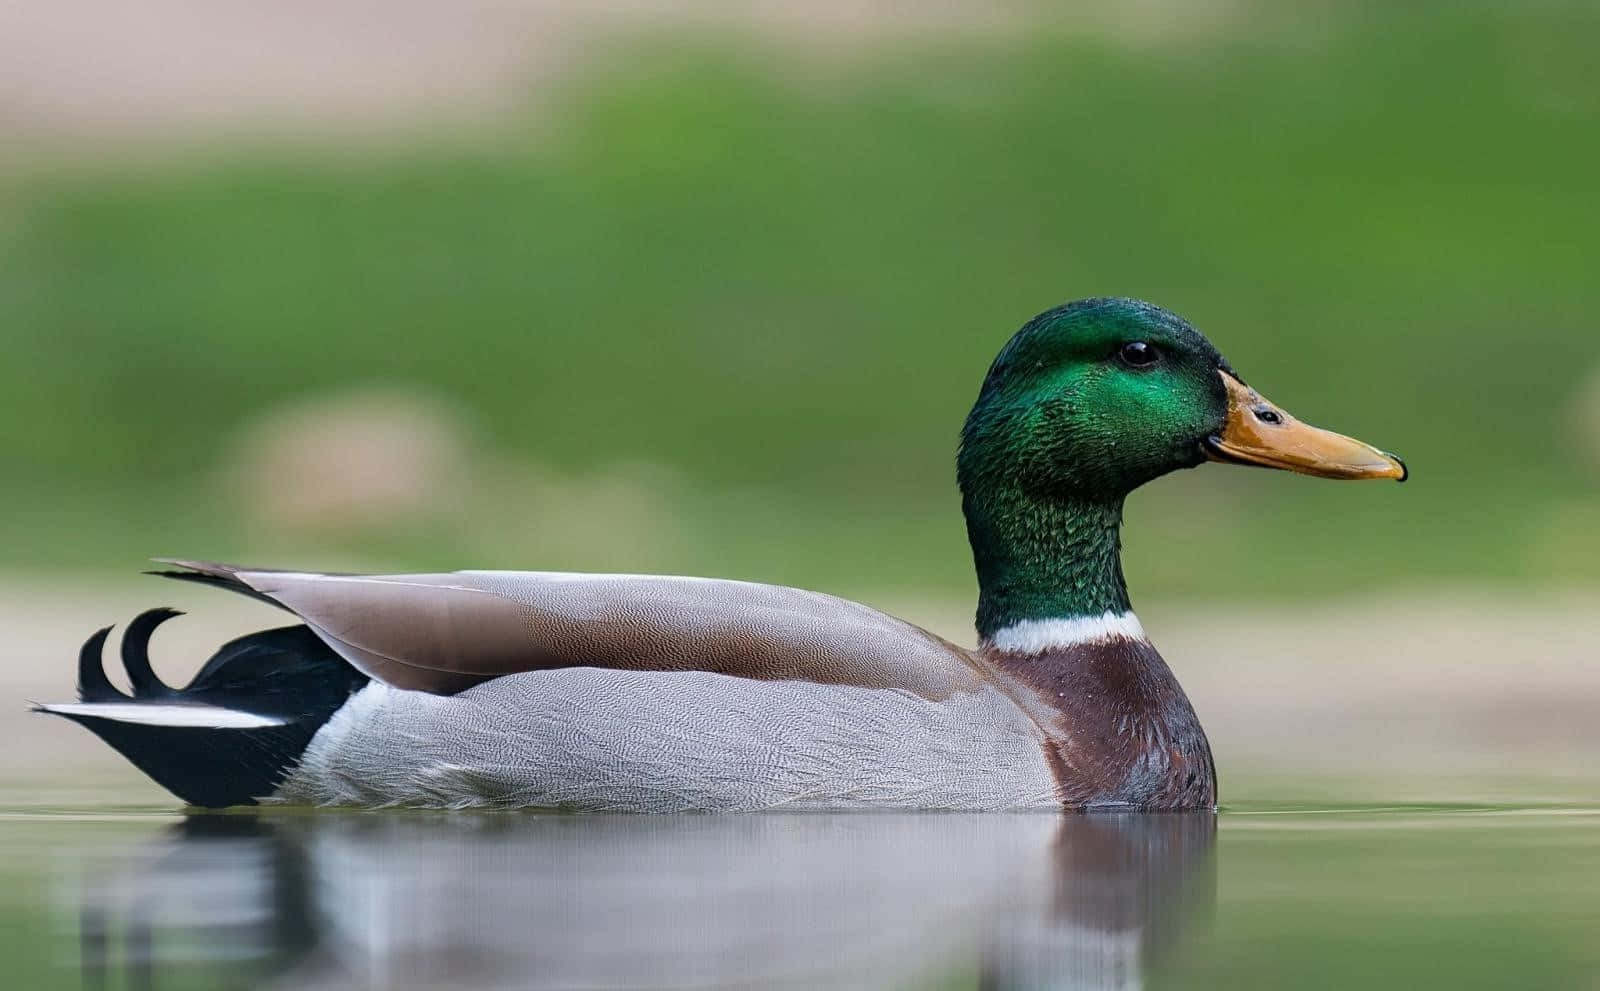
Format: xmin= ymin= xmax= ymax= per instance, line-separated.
xmin=1203 ymin=371 xmax=1407 ymax=481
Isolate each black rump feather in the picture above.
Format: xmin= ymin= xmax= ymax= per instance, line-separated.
xmin=45 ymin=612 xmax=368 ymax=808
xmin=77 ymin=626 xmax=125 ymax=702
xmin=119 ymin=608 xmax=179 ymax=698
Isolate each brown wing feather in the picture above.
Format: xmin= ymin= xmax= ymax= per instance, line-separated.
xmin=163 ymin=564 xmax=980 ymax=698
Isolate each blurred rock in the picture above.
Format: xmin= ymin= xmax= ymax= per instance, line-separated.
xmin=474 ymin=457 xmax=691 ymax=570
xmin=222 ymin=386 xmax=477 ymax=534
xmin=218 ymin=383 xmax=696 ymax=567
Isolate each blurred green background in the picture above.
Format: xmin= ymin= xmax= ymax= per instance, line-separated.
xmin=3 ymin=8 xmax=1598 ymax=987
xmin=3 ymin=0 xmax=1597 ymax=610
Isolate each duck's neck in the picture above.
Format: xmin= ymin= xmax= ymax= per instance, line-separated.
xmin=965 ymin=487 xmax=1216 ymax=809
xmin=964 ymin=488 xmax=1132 ymax=643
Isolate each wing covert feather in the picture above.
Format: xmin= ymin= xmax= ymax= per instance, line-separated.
xmin=228 ymin=569 xmax=979 ymax=698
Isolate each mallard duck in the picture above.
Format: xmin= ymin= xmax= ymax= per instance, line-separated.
xmin=37 ymin=298 xmax=1404 ymax=811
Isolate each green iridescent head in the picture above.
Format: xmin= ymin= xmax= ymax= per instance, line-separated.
xmin=959 ymin=298 xmax=1235 ymax=499
xmin=959 ymin=297 xmax=1406 ymax=636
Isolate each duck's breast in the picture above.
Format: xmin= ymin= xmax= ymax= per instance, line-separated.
xmin=981 ymin=638 xmax=1216 ymax=811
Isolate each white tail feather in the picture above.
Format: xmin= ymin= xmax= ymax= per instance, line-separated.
xmin=34 ymin=701 xmax=288 ymax=729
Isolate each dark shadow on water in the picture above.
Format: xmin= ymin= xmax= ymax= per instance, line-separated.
xmin=984 ymin=812 xmax=1216 ymax=989
xmin=75 ymin=815 xmax=318 ymax=991
xmin=72 ymin=811 xmax=1215 ymax=989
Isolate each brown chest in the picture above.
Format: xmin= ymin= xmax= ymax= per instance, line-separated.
xmin=983 ymin=638 xmax=1216 ymax=810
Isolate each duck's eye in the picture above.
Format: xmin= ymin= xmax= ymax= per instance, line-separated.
xmin=1118 ymin=341 xmax=1160 ymax=368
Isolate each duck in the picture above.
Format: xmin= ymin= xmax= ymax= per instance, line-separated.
xmin=35 ymin=297 xmax=1405 ymax=811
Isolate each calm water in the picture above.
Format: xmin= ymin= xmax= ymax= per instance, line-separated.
xmin=2 ymin=802 xmax=1596 ymax=990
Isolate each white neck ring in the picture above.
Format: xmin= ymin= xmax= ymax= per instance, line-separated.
xmin=984 ymin=611 xmax=1147 ymax=654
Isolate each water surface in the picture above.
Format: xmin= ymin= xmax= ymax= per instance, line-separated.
xmin=2 ymin=801 xmax=1595 ymax=989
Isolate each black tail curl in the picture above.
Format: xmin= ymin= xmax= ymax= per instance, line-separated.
xmin=44 ymin=610 xmax=368 ymax=808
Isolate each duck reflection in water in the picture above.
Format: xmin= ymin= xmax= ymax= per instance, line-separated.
xmin=72 ymin=812 xmax=1214 ymax=990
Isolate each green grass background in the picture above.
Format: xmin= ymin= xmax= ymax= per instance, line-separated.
xmin=3 ymin=1 xmax=1597 ymax=607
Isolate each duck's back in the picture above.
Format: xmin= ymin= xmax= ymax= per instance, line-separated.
xmin=181 ymin=563 xmax=984 ymax=699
